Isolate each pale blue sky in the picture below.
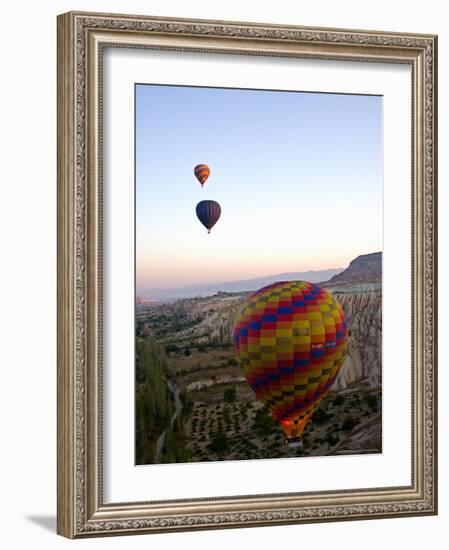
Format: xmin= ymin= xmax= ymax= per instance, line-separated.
xmin=136 ymin=84 xmax=382 ymax=291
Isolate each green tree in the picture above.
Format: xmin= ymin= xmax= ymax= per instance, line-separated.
xmin=252 ymin=407 xmax=277 ymax=435
xmin=325 ymin=433 xmax=339 ymax=447
xmin=341 ymin=416 xmax=359 ymax=431
xmin=208 ymin=431 xmax=230 ymax=454
xmin=135 ymin=341 xmax=171 ymax=464
xmin=333 ymin=394 xmax=345 ymax=407
xmin=223 ymin=387 xmax=236 ymax=403
xmin=365 ymin=393 xmax=378 ymax=411
xmin=311 ymin=407 xmax=331 ymax=425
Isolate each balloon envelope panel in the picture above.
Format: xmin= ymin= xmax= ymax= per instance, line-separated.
xmin=232 ymin=281 xmax=348 ymax=440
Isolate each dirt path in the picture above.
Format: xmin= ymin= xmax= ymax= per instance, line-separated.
xmin=154 ymin=379 xmax=183 ymax=463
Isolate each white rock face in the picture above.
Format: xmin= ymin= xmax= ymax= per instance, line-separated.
xmin=159 ymin=296 xmax=245 ymax=345
xmin=186 ymin=375 xmax=246 ymax=392
xmin=331 ymin=284 xmax=382 ymax=390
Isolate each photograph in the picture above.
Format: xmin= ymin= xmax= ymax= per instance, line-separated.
xmin=134 ymin=83 xmax=383 ymax=465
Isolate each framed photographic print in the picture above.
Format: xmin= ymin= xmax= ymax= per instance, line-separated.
xmin=57 ymin=11 xmax=438 ymax=538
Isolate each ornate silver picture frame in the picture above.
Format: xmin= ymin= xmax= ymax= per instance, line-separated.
xmin=57 ymin=11 xmax=437 ymax=538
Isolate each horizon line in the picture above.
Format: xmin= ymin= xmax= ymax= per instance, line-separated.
xmin=137 ymin=251 xmax=382 ymax=293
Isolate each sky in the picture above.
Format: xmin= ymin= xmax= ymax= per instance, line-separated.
xmin=136 ymin=84 xmax=382 ymax=292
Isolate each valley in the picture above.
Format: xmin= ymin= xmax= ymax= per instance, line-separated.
xmin=135 ymin=252 xmax=382 ymax=465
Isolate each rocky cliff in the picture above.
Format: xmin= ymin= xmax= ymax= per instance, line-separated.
xmin=321 ymin=252 xmax=382 ymax=389
xmin=331 ymin=284 xmax=382 ymax=389
xmin=157 ymin=296 xmax=245 ymax=345
xmin=326 ymin=252 xmax=382 ymax=285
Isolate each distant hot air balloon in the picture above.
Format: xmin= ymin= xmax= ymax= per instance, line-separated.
xmin=196 ymin=200 xmax=221 ymax=233
xmin=232 ymin=281 xmax=348 ymax=446
xmin=194 ymin=164 xmax=210 ymax=188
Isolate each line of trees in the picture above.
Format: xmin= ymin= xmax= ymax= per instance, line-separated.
xmin=136 ymin=340 xmax=192 ymax=464
xmin=135 ymin=341 xmax=172 ymax=464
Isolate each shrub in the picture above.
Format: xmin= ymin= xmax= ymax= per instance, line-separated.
xmin=224 ymin=387 xmax=236 ymax=403
xmin=208 ymin=431 xmax=230 ymax=453
xmin=325 ymin=433 xmax=339 ymax=446
xmin=365 ymin=393 xmax=378 ymax=411
xmin=165 ymin=344 xmax=179 ymax=354
xmin=252 ymin=408 xmax=277 ymax=435
xmin=311 ymin=408 xmax=331 ymax=425
xmin=333 ymin=394 xmax=346 ymax=407
xmin=341 ymin=416 xmax=359 ymax=431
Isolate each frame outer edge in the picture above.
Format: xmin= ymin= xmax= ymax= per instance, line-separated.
xmin=430 ymin=35 xmax=438 ymax=514
xmin=57 ymin=12 xmax=77 ymax=539
xmin=56 ymin=10 xmax=438 ymax=537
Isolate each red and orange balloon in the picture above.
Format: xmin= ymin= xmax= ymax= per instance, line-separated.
xmin=194 ymin=164 xmax=210 ymax=188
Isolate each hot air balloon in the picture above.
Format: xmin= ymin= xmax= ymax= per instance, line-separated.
xmin=196 ymin=200 xmax=221 ymax=233
xmin=194 ymin=164 xmax=210 ymax=188
xmin=232 ymin=281 xmax=348 ymax=445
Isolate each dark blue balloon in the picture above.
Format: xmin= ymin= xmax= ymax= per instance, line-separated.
xmin=196 ymin=200 xmax=221 ymax=233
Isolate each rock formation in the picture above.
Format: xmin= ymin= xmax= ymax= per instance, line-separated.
xmin=154 ymin=252 xmax=383 ymax=391
xmin=331 ymin=284 xmax=382 ymax=390
xmin=326 ymin=251 xmax=382 ymax=285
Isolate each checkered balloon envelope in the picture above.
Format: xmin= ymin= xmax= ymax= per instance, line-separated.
xmin=232 ymin=281 xmax=349 ymax=445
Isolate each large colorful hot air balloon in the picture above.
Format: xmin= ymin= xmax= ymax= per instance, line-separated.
xmin=196 ymin=200 xmax=221 ymax=233
xmin=232 ymin=281 xmax=348 ymax=445
xmin=194 ymin=164 xmax=210 ymax=188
